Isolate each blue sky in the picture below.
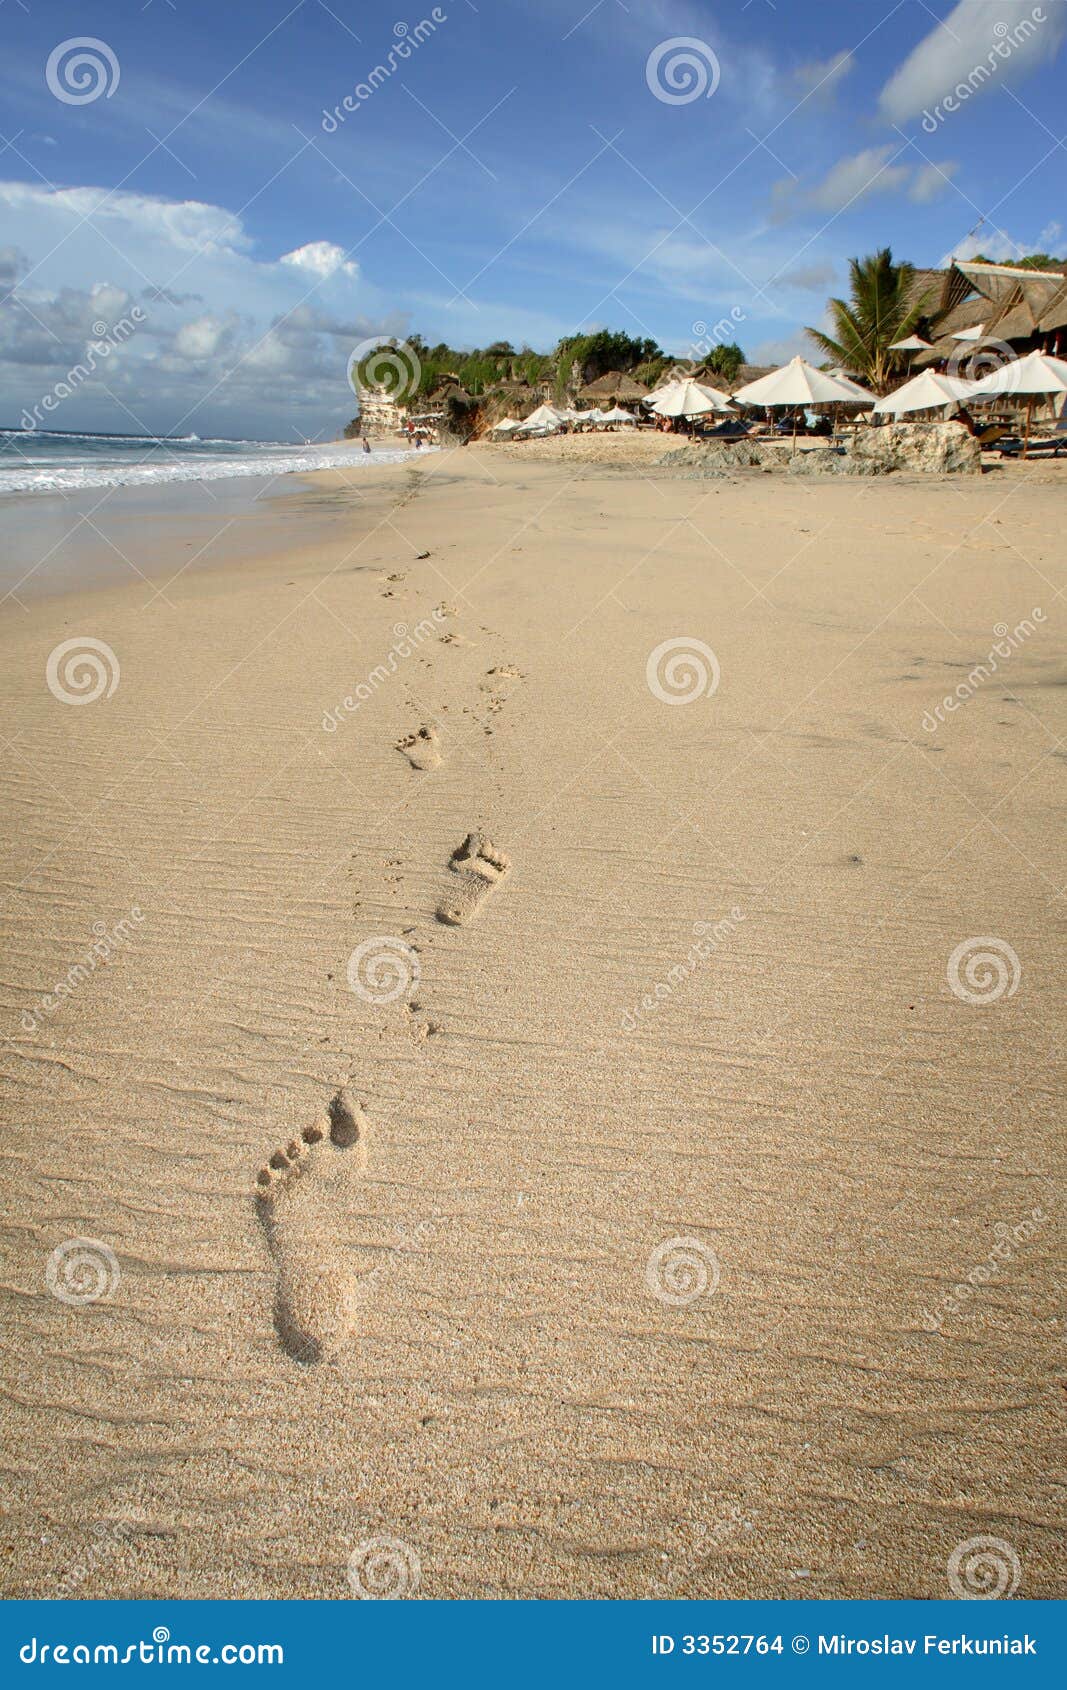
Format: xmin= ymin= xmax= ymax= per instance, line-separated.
xmin=1 ymin=0 xmax=1064 ymax=438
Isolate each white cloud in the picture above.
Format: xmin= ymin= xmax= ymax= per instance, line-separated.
xmin=172 ymin=314 xmax=238 ymax=362
xmin=943 ymin=222 xmax=1066 ymax=264
xmin=280 ymin=241 xmax=359 ymax=281
xmin=775 ymin=261 xmax=837 ymax=291
xmin=909 ymin=160 xmax=959 ymax=202
xmin=793 ymin=50 xmax=854 ymax=100
xmin=0 ymin=180 xmax=401 ymax=437
xmin=879 ymin=0 xmax=1066 ymax=124
xmin=774 ymin=146 xmax=912 ymax=220
xmin=808 ymin=145 xmax=912 ymax=210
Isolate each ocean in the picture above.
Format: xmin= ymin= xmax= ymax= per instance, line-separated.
xmin=0 ymin=429 xmax=416 ymax=495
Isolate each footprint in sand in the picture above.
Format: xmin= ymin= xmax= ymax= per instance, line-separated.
xmin=397 ymin=725 xmax=442 ymax=770
xmin=436 ymin=831 xmax=510 ymax=926
xmin=255 ymin=1088 xmax=369 ymax=1364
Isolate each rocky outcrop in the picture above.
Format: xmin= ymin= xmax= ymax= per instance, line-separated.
xmin=657 ymin=441 xmax=775 ymax=472
xmin=660 ymin=421 xmax=981 ymax=478
xmin=844 ymin=420 xmax=981 ymax=474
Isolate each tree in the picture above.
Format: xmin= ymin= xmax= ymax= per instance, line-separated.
xmin=970 ymin=252 xmax=1062 ymax=269
xmin=706 ymin=342 xmax=745 ymax=381
xmin=805 ymin=248 xmax=924 ymax=393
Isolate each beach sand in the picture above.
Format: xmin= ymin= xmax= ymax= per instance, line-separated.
xmin=0 ymin=447 xmax=1062 ymax=1599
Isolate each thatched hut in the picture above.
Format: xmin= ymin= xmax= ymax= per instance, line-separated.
xmin=578 ymin=370 xmax=650 ymax=405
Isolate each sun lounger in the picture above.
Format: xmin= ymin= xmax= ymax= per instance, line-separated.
xmin=995 ymin=416 xmax=1067 ymax=457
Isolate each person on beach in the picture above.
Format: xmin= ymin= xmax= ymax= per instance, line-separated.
xmin=363 ymin=437 xmax=371 ymax=454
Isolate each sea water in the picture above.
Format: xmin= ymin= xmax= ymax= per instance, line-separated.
xmin=0 ymin=429 xmax=416 ymax=496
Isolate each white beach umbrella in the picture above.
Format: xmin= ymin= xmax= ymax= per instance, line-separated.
xmin=733 ymin=356 xmax=870 ymax=408
xmin=825 ymin=368 xmax=878 ymax=403
xmin=959 ymin=348 xmax=1067 ymax=455
xmin=888 ymin=334 xmax=933 ymax=352
xmin=872 ymin=371 xmax=971 ymax=415
xmin=516 ymin=403 xmax=567 ymax=434
xmin=491 ymin=416 xmax=520 ymax=433
xmin=600 ymin=405 xmax=636 ymax=423
xmin=959 ymin=347 xmax=1067 ymax=400
xmin=950 ymin=323 xmax=987 ymax=342
xmin=650 ymin=379 xmax=734 ymax=418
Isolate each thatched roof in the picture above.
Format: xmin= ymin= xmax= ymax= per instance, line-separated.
xmin=913 ymin=260 xmax=1067 ymax=364
xmin=902 ymin=266 xmax=969 ymax=319
xmin=579 ymin=370 xmax=650 ymax=401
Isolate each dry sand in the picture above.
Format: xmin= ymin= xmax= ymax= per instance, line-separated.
xmin=0 ymin=445 xmax=1062 ymax=1600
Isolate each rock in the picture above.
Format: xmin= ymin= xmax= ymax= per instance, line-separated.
xmin=657 ymin=441 xmax=774 ymax=473
xmin=846 ymin=420 xmax=981 ymax=474
xmin=786 ymin=449 xmax=847 ymax=476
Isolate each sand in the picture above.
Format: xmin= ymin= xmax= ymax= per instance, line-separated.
xmin=0 ymin=446 xmax=1062 ymax=1600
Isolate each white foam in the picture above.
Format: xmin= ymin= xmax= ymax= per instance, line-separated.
xmin=0 ymin=442 xmax=425 ymax=496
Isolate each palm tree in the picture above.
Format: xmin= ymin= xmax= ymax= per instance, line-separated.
xmin=805 ymin=248 xmax=927 ymax=393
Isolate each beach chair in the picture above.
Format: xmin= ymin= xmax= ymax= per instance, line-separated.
xmin=995 ymin=416 xmax=1067 ymax=458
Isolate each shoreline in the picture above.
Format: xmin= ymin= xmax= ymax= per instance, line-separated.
xmin=0 ymin=453 xmax=1060 ymax=1599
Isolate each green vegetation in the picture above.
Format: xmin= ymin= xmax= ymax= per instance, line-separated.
xmin=704 ymin=341 xmax=745 ymax=381
xmin=805 ymin=248 xmax=924 ymax=393
xmin=969 ymin=252 xmax=1063 ymax=269
xmin=550 ymin=329 xmax=663 ymax=397
xmin=349 ymin=326 xmax=748 ymax=414
xmin=351 ymin=335 xmax=553 ymax=400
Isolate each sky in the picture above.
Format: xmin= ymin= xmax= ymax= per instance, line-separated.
xmin=0 ymin=0 xmax=1064 ymax=439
